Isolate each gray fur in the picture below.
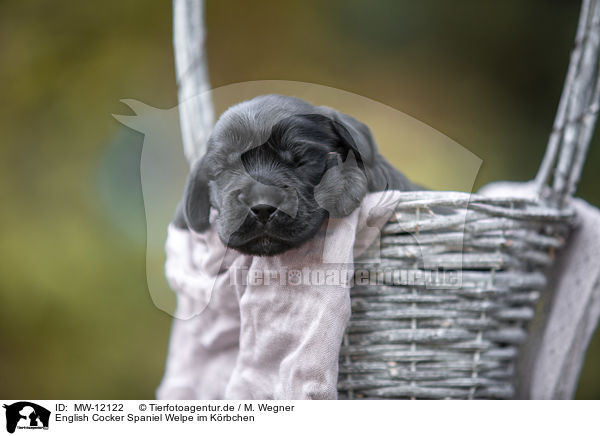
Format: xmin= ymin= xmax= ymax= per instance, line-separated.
xmin=176 ymin=94 xmax=418 ymax=256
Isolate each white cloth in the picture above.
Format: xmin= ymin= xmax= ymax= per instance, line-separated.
xmin=479 ymin=181 xmax=600 ymax=399
xmin=156 ymin=191 xmax=402 ymax=399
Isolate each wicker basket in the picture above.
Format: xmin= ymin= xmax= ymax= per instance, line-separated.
xmin=338 ymin=0 xmax=600 ymax=399
xmin=171 ymin=0 xmax=600 ymax=400
xmin=338 ymin=192 xmax=573 ymax=399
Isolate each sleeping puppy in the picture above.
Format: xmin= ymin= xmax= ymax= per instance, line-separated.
xmin=174 ymin=94 xmax=419 ymax=256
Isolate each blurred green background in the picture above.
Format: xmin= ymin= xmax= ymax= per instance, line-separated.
xmin=0 ymin=0 xmax=598 ymax=399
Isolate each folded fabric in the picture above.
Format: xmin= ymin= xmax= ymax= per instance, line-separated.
xmin=156 ymin=191 xmax=402 ymax=400
xmin=156 ymin=212 xmax=252 ymax=399
xmin=479 ymin=181 xmax=600 ymax=399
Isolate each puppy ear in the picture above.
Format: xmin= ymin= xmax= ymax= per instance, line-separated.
xmin=182 ymin=156 xmax=212 ymax=233
xmin=311 ymin=111 xmax=378 ymax=218
xmin=326 ymin=109 xmax=414 ymax=192
xmin=315 ymin=150 xmax=368 ymax=218
xmin=328 ymin=112 xmax=376 ymax=167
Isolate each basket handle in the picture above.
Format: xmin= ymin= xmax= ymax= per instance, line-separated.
xmin=173 ymin=0 xmax=214 ymax=165
xmin=535 ymin=0 xmax=600 ymax=206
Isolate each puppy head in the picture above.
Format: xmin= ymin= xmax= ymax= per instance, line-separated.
xmin=182 ymin=98 xmax=372 ymax=256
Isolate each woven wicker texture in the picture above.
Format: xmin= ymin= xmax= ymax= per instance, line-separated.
xmin=338 ymin=192 xmax=573 ymax=399
xmin=172 ymin=0 xmax=600 ymax=400
xmin=339 ymin=0 xmax=600 ymax=399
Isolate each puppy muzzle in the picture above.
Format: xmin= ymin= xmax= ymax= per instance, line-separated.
xmin=238 ymin=181 xmax=299 ymax=222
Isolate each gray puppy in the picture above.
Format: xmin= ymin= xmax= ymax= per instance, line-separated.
xmin=174 ymin=94 xmax=418 ymax=256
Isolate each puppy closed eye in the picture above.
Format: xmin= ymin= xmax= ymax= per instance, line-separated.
xmin=293 ymin=159 xmax=310 ymax=169
xmin=278 ymin=149 xmax=295 ymax=164
xmin=291 ymin=150 xmax=323 ymax=168
xmin=278 ymin=149 xmax=308 ymax=169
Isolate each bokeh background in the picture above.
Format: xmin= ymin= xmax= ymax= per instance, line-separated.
xmin=1 ymin=0 xmax=598 ymax=399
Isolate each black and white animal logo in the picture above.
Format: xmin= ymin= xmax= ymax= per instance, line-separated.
xmin=3 ymin=402 xmax=50 ymax=434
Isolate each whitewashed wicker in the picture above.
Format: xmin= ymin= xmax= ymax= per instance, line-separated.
xmin=338 ymin=0 xmax=600 ymax=399
xmin=338 ymin=193 xmax=573 ymax=399
xmin=172 ymin=0 xmax=600 ymax=400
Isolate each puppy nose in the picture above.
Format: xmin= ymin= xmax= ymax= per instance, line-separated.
xmin=250 ymin=203 xmax=277 ymax=224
